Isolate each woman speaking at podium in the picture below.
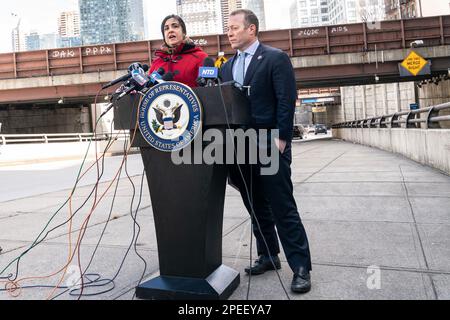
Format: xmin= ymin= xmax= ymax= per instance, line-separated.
xmin=149 ymin=15 xmax=208 ymax=88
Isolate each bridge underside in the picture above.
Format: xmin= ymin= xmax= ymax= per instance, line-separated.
xmin=0 ymin=58 xmax=449 ymax=104
xmin=297 ymin=56 xmax=450 ymax=88
xmin=0 ymin=83 xmax=105 ymax=105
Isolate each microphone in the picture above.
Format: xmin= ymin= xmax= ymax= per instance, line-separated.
xmin=116 ymin=65 xmax=156 ymax=100
xmin=131 ymin=67 xmax=150 ymax=87
xmin=150 ymin=69 xmax=174 ymax=84
xmin=102 ymin=63 xmax=149 ymax=89
xmin=198 ymin=57 xmax=219 ymax=87
xmin=149 ymin=67 xmax=166 ymax=84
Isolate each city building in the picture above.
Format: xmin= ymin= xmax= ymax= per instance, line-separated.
xmin=357 ymin=0 xmax=386 ymax=22
xmin=176 ymin=0 xmax=222 ymax=36
xmin=12 ymin=29 xmax=26 ymax=52
xmin=58 ymin=11 xmax=80 ymax=37
xmin=244 ymin=0 xmax=266 ymax=30
xmin=385 ymin=0 xmax=449 ymax=20
xmin=39 ymin=34 xmax=60 ymax=50
xmin=290 ymin=0 xmax=330 ymax=28
xmin=79 ymin=0 xmax=145 ymax=45
xmin=221 ymin=0 xmax=243 ymax=33
xmin=59 ymin=37 xmax=82 ymax=48
xmin=329 ymin=0 xmax=359 ymax=24
xmin=385 ymin=0 xmax=419 ymax=19
xmin=58 ymin=11 xmax=81 ymax=49
xmin=24 ymin=32 xmax=60 ymax=51
xmin=128 ymin=0 xmax=146 ymax=40
xmin=25 ymin=32 xmax=41 ymax=51
xmin=11 ymin=15 xmax=26 ymax=52
xmin=290 ymin=0 xmax=386 ymax=28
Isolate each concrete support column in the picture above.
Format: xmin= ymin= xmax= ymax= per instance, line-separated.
xmin=343 ymin=95 xmax=347 ymax=122
xmin=90 ymin=104 xmax=97 ymax=134
xmin=362 ymin=86 xmax=367 ymax=119
xmin=383 ymin=84 xmax=389 ymax=115
xmin=395 ymin=82 xmax=401 ymax=112
xmin=373 ymin=84 xmax=377 ymax=117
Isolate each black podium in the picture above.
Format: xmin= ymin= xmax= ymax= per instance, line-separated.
xmin=114 ymin=84 xmax=250 ymax=300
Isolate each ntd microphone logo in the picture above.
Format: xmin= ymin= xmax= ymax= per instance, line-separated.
xmin=199 ymin=67 xmax=218 ymax=79
xmin=150 ymin=71 xmax=163 ymax=83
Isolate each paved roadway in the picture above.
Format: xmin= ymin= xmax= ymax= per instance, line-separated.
xmin=0 ymin=137 xmax=449 ymax=300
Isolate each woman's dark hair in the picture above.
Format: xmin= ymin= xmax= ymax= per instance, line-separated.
xmin=161 ymin=14 xmax=187 ymax=44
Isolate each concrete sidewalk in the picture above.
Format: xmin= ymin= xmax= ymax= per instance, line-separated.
xmin=0 ymin=139 xmax=449 ymax=300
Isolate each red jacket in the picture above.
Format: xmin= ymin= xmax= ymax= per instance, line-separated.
xmin=149 ymin=42 xmax=208 ymax=88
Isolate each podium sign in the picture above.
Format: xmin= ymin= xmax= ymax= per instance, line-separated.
xmin=138 ymin=82 xmax=202 ymax=152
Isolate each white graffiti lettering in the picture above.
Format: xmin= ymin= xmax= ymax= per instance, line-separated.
xmin=298 ymin=29 xmax=320 ymax=37
xmin=51 ymin=50 xmax=76 ymax=59
xmin=193 ymin=39 xmax=208 ymax=46
xmin=84 ymin=46 xmax=113 ymax=56
xmin=331 ymin=26 xmax=349 ymax=33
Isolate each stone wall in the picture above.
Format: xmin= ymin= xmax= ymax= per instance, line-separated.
xmin=0 ymin=104 xmax=91 ymax=134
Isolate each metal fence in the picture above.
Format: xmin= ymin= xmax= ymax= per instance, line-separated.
xmin=332 ymin=102 xmax=450 ymax=129
xmin=0 ymin=132 xmax=129 ymax=146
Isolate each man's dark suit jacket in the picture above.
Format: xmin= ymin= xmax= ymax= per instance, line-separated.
xmin=220 ymin=43 xmax=297 ymax=141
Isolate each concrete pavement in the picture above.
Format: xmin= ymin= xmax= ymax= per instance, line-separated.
xmin=0 ymin=138 xmax=449 ymax=300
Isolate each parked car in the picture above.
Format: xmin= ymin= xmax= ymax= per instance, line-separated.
xmin=293 ymin=124 xmax=306 ymax=139
xmin=314 ymin=124 xmax=327 ymax=135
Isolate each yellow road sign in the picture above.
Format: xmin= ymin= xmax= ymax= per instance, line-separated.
xmin=215 ymin=56 xmax=228 ymax=68
xmin=401 ymin=51 xmax=428 ymax=76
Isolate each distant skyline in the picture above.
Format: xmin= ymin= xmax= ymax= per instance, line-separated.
xmin=0 ymin=0 xmax=294 ymax=53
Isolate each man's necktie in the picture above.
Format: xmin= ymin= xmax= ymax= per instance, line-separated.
xmin=234 ymin=52 xmax=247 ymax=85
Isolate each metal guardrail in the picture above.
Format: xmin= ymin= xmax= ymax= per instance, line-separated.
xmin=0 ymin=132 xmax=129 ymax=146
xmin=333 ymin=102 xmax=450 ymax=129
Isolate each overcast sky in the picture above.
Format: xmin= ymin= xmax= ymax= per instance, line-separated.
xmin=0 ymin=0 xmax=293 ymax=53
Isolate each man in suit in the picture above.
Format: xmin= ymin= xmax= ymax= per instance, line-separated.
xmin=221 ymin=9 xmax=312 ymax=293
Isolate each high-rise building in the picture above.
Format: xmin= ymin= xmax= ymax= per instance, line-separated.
xmin=244 ymin=0 xmax=266 ymax=31
xmin=60 ymin=37 xmax=82 ymax=48
xmin=290 ymin=0 xmax=386 ymax=28
xmin=329 ymin=0 xmax=359 ymax=24
xmin=25 ymin=32 xmax=41 ymax=51
xmin=384 ymin=0 xmax=418 ymax=19
xmin=58 ymin=11 xmax=80 ymax=37
xmin=357 ymin=0 xmax=386 ymax=22
xmin=39 ymin=34 xmax=60 ymax=50
xmin=384 ymin=0 xmax=450 ymax=20
xmin=221 ymin=0 xmax=243 ymax=33
xmin=24 ymin=32 xmax=60 ymax=51
xmin=290 ymin=0 xmax=330 ymax=28
xmin=128 ymin=0 xmax=146 ymax=40
xmin=79 ymin=0 xmax=145 ymax=45
xmin=11 ymin=16 xmax=26 ymax=52
xmin=12 ymin=29 xmax=26 ymax=52
xmin=176 ymin=0 xmax=222 ymax=36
